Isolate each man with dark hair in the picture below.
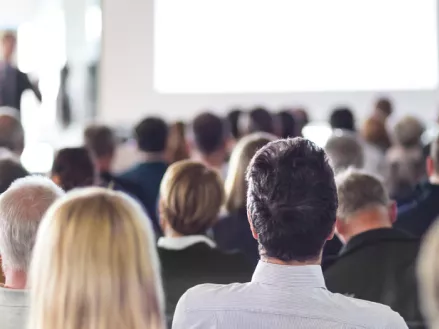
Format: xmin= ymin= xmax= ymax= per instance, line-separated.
xmin=0 ymin=32 xmax=41 ymax=111
xmin=173 ymin=138 xmax=406 ymax=329
xmin=191 ymin=112 xmax=229 ymax=176
xmin=375 ymin=97 xmax=393 ymax=122
xmin=395 ymin=135 xmax=439 ymax=237
xmin=325 ymin=169 xmax=422 ymax=328
xmin=0 ymin=157 xmax=28 ymax=194
xmin=242 ymin=107 xmax=275 ymax=135
xmin=119 ymin=117 xmax=168 ymax=234
xmin=84 ymin=124 xmax=142 ymax=196
xmin=330 ymin=107 xmax=356 ymax=132
xmin=226 ymin=109 xmax=242 ymax=141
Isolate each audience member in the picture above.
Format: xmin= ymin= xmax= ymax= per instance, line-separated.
xmin=191 ymin=112 xmax=229 ymax=177
xmin=374 ymin=97 xmax=394 ymax=123
xmin=325 ymin=169 xmax=422 ymax=328
xmin=247 ymin=107 xmax=275 ymax=134
xmin=395 ymin=135 xmax=439 ymax=237
xmin=227 ymin=109 xmax=243 ymax=141
xmin=119 ymin=117 xmax=169 ymax=233
xmin=386 ymin=116 xmax=426 ymax=204
xmin=28 ymin=188 xmax=165 ymax=329
xmin=214 ymin=133 xmax=275 ymax=265
xmin=0 ymin=107 xmax=24 ymax=156
xmin=173 ymin=138 xmax=406 ymax=329
xmin=324 ymin=131 xmax=364 ymax=173
xmin=277 ymin=110 xmax=298 ymax=138
xmin=362 ymin=116 xmax=392 ymax=152
xmin=166 ymin=121 xmax=189 ymax=164
xmin=51 ymin=147 xmax=97 ymax=191
xmin=418 ymin=220 xmax=439 ymax=329
xmin=84 ymin=124 xmax=143 ymax=194
xmin=0 ymin=157 xmax=28 ymax=194
xmin=0 ymin=176 xmax=63 ymax=329
xmin=330 ymin=107 xmax=356 ymax=132
xmin=292 ymin=108 xmax=309 ymax=136
xmin=158 ymin=160 xmax=253 ymax=325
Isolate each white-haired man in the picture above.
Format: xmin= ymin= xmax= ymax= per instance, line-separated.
xmin=0 ymin=176 xmax=64 ymax=329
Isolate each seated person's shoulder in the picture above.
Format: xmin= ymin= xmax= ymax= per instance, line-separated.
xmin=179 ymin=282 xmax=251 ymax=310
xmin=329 ymin=292 xmax=407 ymax=327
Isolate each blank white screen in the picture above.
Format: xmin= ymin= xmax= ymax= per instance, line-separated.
xmin=154 ymin=0 xmax=438 ymax=93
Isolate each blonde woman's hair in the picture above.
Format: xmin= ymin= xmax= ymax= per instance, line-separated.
xmin=28 ymin=188 xmax=165 ymax=329
xmin=418 ymin=219 xmax=439 ymax=328
xmin=225 ymin=133 xmax=276 ymax=213
xmin=160 ymin=160 xmax=224 ymax=235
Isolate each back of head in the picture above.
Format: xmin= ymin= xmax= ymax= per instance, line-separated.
xmin=330 ymin=107 xmax=356 ymax=132
xmin=362 ymin=116 xmax=391 ymax=151
xmin=227 ymin=109 xmax=243 ymax=140
xmin=0 ymin=157 xmax=28 ymax=194
xmin=336 ymin=169 xmax=389 ymax=222
xmin=418 ymin=220 xmax=439 ymax=328
xmin=325 ymin=131 xmax=364 ymax=173
xmin=0 ymin=176 xmax=63 ymax=272
xmin=29 ymin=188 xmax=164 ymax=329
xmin=225 ymin=133 xmax=276 ymax=213
xmin=277 ymin=111 xmax=297 ymax=139
xmin=0 ymin=107 xmax=24 ymax=156
xmin=192 ymin=112 xmax=227 ymax=155
xmin=84 ymin=124 xmax=116 ymax=159
xmin=160 ymin=160 xmax=224 ymax=235
xmin=386 ymin=146 xmax=425 ymax=200
xmin=52 ymin=147 xmax=96 ymax=191
xmin=393 ymin=116 xmax=425 ymax=148
xmin=246 ymin=138 xmax=338 ymax=262
xmin=375 ymin=97 xmax=393 ymax=119
xmin=166 ymin=121 xmax=189 ymax=164
xmin=135 ymin=117 xmax=168 ymax=153
xmin=248 ymin=107 xmax=275 ymax=135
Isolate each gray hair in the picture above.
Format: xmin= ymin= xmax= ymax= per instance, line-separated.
xmin=325 ymin=130 xmax=364 ymax=173
xmin=336 ymin=168 xmax=390 ymax=221
xmin=0 ymin=176 xmax=64 ymax=271
xmin=418 ymin=220 xmax=439 ymax=328
xmin=0 ymin=107 xmax=24 ymax=155
xmin=393 ymin=116 xmax=424 ymax=148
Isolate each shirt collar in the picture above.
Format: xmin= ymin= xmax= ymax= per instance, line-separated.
xmin=251 ymin=261 xmax=326 ymax=289
xmin=157 ymin=235 xmax=216 ymax=250
xmin=341 ymin=228 xmax=417 ymax=256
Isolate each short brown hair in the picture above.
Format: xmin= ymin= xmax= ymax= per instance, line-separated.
xmin=159 ymin=160 xmax=224 ymax=235
xmin=393 ymin=116 xmax=424 ymax=148
xmin=84 ymin=125 xmax=116 ymax=158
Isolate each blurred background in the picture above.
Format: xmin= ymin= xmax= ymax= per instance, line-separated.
xmin=3 ymin=0 xmax=439 ymax=172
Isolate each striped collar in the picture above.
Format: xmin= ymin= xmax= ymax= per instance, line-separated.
xmin=252 ymin=261 xmax=326 ymax=288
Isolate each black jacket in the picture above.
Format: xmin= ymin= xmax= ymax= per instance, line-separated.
xmin=395 ymin=181 xmax=439 ymax=238
xmin=158 ymin=242 xmax=254 ymax=326
xmin=0 ymin=64 xmax=41 ymax=110
xmin=213 ymin=208 xmax=260 ymax=266
xmin=324 ymin=228 xmax=423 ymax=329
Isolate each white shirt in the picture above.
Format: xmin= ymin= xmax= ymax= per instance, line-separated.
xmin=173 ymin=261 xmax=407 ymax=329
xmin=0 ymin=286 xmax=28 ymax=329
xmin=157 ymin=235 xmax=216 ymax=250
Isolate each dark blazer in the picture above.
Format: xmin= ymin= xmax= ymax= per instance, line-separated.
xmin=213 ymin=208 xmax=259 ymax=266
xmin=0 ymin=64 xmax=41 ymax=110
xmin=119 ymin=161 xmax=167 ymax=234
xmin=324 ymin=228 xmax=423 ymax=329
xmin=395 ymin=181 xmax=439 ymax=238
xmin=158 ymin=241 xmax=254 ymax=326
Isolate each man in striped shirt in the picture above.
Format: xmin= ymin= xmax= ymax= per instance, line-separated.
xmin=173 ymin=138 xmax=407 ymax=329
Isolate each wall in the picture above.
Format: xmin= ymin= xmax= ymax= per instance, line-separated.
xmin=99 ymin=0 xmax=439 ymax=126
